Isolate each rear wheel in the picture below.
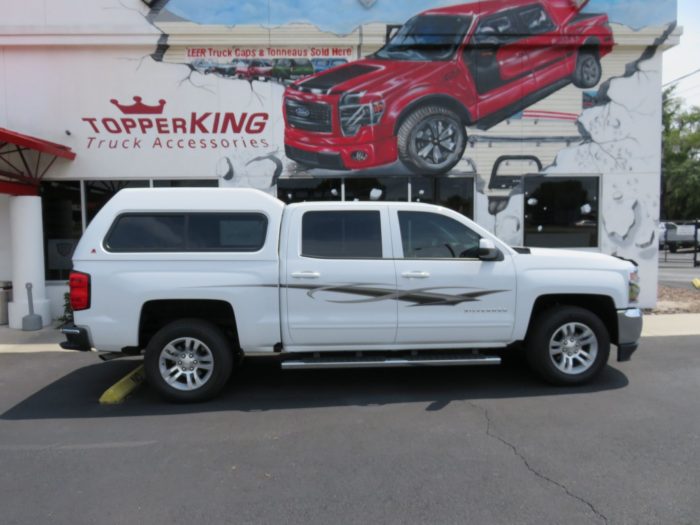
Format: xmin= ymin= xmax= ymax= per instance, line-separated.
xmin=397 ymin=105 xmax=467 ymax=175
xmin=526 ymin=306 xmax=610 ymax=385
xmin=572 ymin=50 xmax=602 ymax=89
xmin=144 ymin=319 xmax=234 ymax=402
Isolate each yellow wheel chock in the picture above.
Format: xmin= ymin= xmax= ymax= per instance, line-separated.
xmin=99 ymin=364 xmax=145 ymax=405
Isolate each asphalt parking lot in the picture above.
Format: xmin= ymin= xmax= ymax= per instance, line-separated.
xmin=1 ymin=337 xmax=699 ymax=525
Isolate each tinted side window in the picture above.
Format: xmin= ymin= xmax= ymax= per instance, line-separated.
xmin=474 ymin=12 xmax=517 ymax=45
xmin=399 ymin=211 xmax=480 ymax=259
xmin=188 ymin=213 xmax=267 ymax=252
xmin=517 ymin=6 xmax=556 ymax=35
xmin=106 ymin=215 xmax=185 ymax=252
xmin=302 ymin=211 xmax=382 ymax=258
xmin=105 ymin=213 xmax=268 ymax=252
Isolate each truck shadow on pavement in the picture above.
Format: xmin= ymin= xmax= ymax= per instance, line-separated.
xmin=1 ymin=355 xmax=629 ymax=420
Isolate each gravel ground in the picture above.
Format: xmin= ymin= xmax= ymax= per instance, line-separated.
xmin=650 ymin=285 xmax=700 ymax=315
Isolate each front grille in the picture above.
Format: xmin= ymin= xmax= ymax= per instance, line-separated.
xmin=285 ymin=99 xmax=332 ymax=133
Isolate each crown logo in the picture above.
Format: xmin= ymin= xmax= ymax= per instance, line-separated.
xmin=110 ymin=96 xmax=166 ymax=115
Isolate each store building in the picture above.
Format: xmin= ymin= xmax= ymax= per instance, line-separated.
xmin=0 ymin=0 xmax=680 ymax=327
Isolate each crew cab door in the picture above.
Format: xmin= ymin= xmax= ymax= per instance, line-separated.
xmin=389 ymin=208 xmax=516 ymax=345
xmin=281 ymin=205 xmax=397 ymax=348
xmin=467 ymin=9 xmax=526 ymax=94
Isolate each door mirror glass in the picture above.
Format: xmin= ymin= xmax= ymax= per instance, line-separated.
xmin=478 ymin=238 xmax=501 ymax=261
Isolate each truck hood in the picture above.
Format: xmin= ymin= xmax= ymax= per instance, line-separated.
xmin=295 ymin=59 xmax=455 ymax=97
xmin=520 ymin=247 xmax=635 ymax=272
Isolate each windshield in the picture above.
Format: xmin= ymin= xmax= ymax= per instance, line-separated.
xmin=375 ymin=15 xmax=472 ymax=61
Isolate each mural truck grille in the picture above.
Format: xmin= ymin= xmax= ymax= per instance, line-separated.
xmin=285 ymin=99 xmax=332 ymax=133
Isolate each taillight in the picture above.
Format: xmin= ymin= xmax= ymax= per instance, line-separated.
xmin=69 ymin=271 xmax=91 ymax=311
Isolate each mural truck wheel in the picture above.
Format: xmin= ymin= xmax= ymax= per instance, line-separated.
xmin=398 ymin=105 xmax=466 ymax=175
xmin=573 ymin=50 xmax=602 ymax=89
xmin=525 ymin=306 xmax=610 ymax=386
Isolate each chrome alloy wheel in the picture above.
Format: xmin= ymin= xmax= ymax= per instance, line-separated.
xmin=548 ymin=322 xmax=598 ymax=375
xmin=412 ymin=117 xmax=459 ymax=168
xmin=158 ymin=337 xmax=214 ymax=391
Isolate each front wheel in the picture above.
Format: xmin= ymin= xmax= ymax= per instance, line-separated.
xmin=397 ymin=105 xmax=467 ymax=175
xmin=144 ymin=319 xmax=234 ymax=402
xmin=526 ymin=306 xmax=610 ymax=385
xmin=572 ymin=50 xmax=602 ymax=89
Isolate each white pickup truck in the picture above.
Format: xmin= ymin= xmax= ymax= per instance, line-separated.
xmin=61 ymin=188 xmax=642 ymax=402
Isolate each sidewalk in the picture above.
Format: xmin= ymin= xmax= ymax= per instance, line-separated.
xmin=641 ymin=313 xmax=700 ymax=337
xmin=0 ymin=325 xmax=65 ymax=353
xmin=1 ymin=315 xmax=699 ymax=353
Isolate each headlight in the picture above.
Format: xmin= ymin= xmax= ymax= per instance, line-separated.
xmin=339 ymin=91 xmax=385 ymax=136
xmin=629 ymin=270 xmax=640 ymax=303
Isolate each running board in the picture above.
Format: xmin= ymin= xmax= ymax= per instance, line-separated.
xmin=280 ymin=355 xmax=501 ymax=370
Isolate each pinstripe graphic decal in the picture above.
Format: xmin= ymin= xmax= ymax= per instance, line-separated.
xmin=194 ymin=283 xmax=507 ymax=307
xmin=285 ymin=283 xmax=507 ymax=307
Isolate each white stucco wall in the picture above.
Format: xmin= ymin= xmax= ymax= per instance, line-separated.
xmin=0 ymin=195 xmax=12 ymax=282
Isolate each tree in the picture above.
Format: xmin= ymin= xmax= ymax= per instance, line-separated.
xmin=662 ymin=86 xmax=700 ymax=219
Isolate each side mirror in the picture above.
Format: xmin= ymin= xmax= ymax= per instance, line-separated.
xmin=478 ymin=238 xmax=501 ymax=261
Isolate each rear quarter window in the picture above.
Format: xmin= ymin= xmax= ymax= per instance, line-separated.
xmin=104 ymin=213 xmax=268 ymax=252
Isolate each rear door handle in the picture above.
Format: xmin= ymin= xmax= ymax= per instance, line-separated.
xmin=401 ymin=271 xmax=430 ymax=279
xmin=291 ymin=271 xmax=321 ymax=279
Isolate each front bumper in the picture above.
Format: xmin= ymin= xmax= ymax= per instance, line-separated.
xmin=284 ymin=131 xmax=398 ymax=171
xmin=616 ymin=308 xmax=643 ymax=362
xmin=60 ymin=323 xmax=92 ymax=352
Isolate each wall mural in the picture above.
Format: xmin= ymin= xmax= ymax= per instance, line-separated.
xmin=59 ymin=0 xmax=677 ymax=305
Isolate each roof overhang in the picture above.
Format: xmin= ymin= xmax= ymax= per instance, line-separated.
xmin=0 ymin=127 xmax=75 ymax=194
xmin=0 ymin=180 xmax=38 ymax=196
xmin=0 ymin=127 xmax=75 ymax=160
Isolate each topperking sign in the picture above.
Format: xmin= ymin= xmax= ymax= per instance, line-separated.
xmin=81 ymin=96 xmax=271 ymax=151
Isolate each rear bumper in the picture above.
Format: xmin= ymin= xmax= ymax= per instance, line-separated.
xmin=60 ymin=323 xmax=92 ymax=352
xmin=616 ymin=308 xmax=643 ymax=362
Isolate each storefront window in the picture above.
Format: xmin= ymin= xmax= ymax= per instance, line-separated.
xmin=40 ymin=181 xmax=82 ymax=281
xmin=344 ymin=177 xmax=408 ymax=201
xmin=85 ymin=180 xmax=149 ymax=223
xmin=277 ymin=178 xmax=342 ymax=203
xmin=410 ymin=177 xmax=474 ymax=218
xmin=410 ymin=177 xmax=436 ymax=204
xmin=153 ymin=179 xmax=218 ymax=187
xmin=436 ymin=177 xmax=474 ymax=218
xmin=524 ymin=177 xmax=599 ymax=248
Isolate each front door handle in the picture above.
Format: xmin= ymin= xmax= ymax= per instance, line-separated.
xmin=401 ymin=271 xmax=430 ymax=279
xmin=291 ymin=271 xmax=321 ymax=279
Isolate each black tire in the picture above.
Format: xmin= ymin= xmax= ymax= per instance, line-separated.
xmin=144 ymin=319 xmax=234 ymax=403
xmin=397 ymin=105 xmax=467 ymax=175
xmin=572 ymin=50 xmax=602 ymax=89
xmin=525 ymin=306 xmax=610 ymax=386
xmin=669 ymin=243 xmax=678 ymax=253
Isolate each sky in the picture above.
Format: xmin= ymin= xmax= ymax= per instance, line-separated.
xmin=662 ymin=0 xmax=700 ymax=108
xmin=168 ymin=0 xmax=677 ymax=33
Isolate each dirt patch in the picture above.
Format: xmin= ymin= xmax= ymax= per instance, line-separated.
xmin=647 ymin=285 xmax=700 ymax=315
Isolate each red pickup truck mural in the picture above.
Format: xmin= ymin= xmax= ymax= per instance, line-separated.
xmin=284 ymin=0 xmax=614 ymax=175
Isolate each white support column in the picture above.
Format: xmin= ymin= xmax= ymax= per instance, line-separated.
xmin=8 ymin=195 xmax=50 ymax=328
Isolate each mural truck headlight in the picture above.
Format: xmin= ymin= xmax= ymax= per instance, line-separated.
xmin=339 ymin=92 xmax=385 ymax=137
